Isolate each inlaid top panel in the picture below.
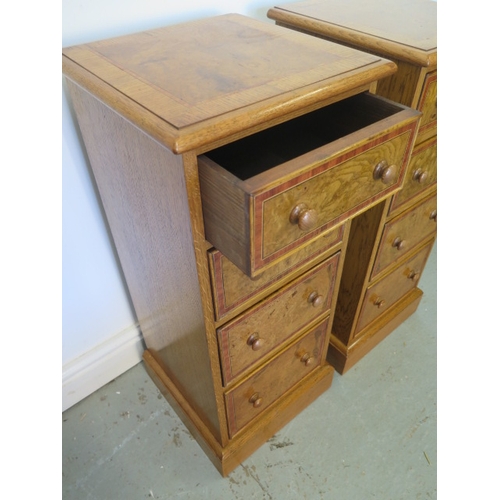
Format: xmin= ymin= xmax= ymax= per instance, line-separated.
xmin=269 ymin=0 xmax=437 ymax=66
xmin=62 ymin=14 xmax=396 ymax=153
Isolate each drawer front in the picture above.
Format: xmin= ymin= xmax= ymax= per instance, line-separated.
xmin=390 ymin=137 xmax=437 ymax=215
xmin=225 ymin=319 xmax=328 ymax=437
xmin=416 ymin=71 xmax=437 ymax=142
xmin=199 ymin=92 xmax=420 ymax=278
xmin=259 ymin=125 xmax=414 ymax=266
xmin=372 ymin=194 xmax=437 ymax=279
xmin=356 ymin=241 xmax=434 ymax=334
xmin=209 ymin=225 xmax=344 ymax=321
xmin=217 ymin=254 xmax=339 ymax=385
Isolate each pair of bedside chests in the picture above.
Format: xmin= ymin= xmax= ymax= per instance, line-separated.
xmin=62 ymin=0 xmax=436 ymax=475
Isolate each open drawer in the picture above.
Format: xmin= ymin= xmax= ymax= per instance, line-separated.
xmin=198 ymin=92 xmax=420 ymax=278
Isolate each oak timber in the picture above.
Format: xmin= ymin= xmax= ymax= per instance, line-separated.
xmin=268 ymin=0 xmax=437 ymax=373
xmin=66 ymin=81 xmax=222 ymax=440
xmin=268 ymin=0 xmax=437 ymax=67
xmin=62 ymin=13 xmax=419 ymax=474
xmin=62 ymin=14 xmax=398 ymax=154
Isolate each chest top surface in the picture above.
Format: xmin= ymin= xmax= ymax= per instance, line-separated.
xmin=62 ymin=14 xmax=396 ymax=153
xmin=269 ymin=0 xmax=437 ymax=67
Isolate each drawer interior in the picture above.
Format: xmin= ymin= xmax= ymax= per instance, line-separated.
xmin=204 ymin=92 xmax=404 ymax=180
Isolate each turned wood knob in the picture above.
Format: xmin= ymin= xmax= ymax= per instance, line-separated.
xmin=392 ymin=236 xmax=405 ymax=251
xmin=429 ymin=210 xmax=437 ymax=222
xmin=300 ymin=353 xmax=314 ymax=366
xmin=249 ymin=393 xmax=262 ymax=408
xmin=289 ymin=203 xmax=318 ymax=232
xmin=373 ymin=160 xmax=397 ymax=184
xmin=413 ymin=168 xmax=429 ymax=184
xmin=374 ymin=297 xmax=386 ymax=309
xmin=408 ymin=270 xmax=420 ymax=282
xmin=308 ymin=291 xmax=324 ymax=308
xmin=247 ymin=333 xmax=263 ymax=351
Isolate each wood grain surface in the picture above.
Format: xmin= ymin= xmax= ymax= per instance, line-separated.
xmin=62 ymin=12 xmax=421 ymax=473
xmin=268 ymin=0 xmax=437 ymax=66
xmin=331 ymin=201 xmax=388 ymax=345
xmin=328 ymin=287 xmax=423 ymax=373
xmin=63 ymin=14 xmax=397 ymax=154
xmin=371 ymin=193 xmax=437 ymax=279
xmin=199 ymin=93 xmax=420 ymax=277
xmin=416 ymin=71 xmax=437 ymax=142
xmin=225 ymin=319 xmax=328 ymax=437
xmin=390 ymin=137 xmax=437 ymax=216
xmin=66 ymin=81 xmax=223 ymax=441
xmin=266 ymin=0 xmax=438 ymax=374
xmin=209 ymin=226 xmax=343 ymax=321
xmin=217 ymin=254 xmax=339 ymax=385
xmin=356 ymin=239 xmax=434 ymax=333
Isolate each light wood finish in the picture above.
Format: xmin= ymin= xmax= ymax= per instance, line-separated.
xmin=225 ymin=319 xmax=328 ymax=437
xmin=328 ymin=287 xmax=423 ymax=373
xmin=329 ymin=192 xmax=436 ymax=374
xmin=209 ymin=225 xmax=344 ymax=322
xmin=218 ymin=254 xmax=339 ymax=385
xmin=416 ymin=71 xmax=437 ymax=143
xmin=332 ymin=201 xmax=388 ymax=346
xmin=372 ymin=194 xmax=437 ymax=279
xmin=65 ymin=81 xmax=223 ymax=440
xmin=268 ymin=0 xmax=437 ymax=373
xmin=199 ymin=93 xmax=419 ymax=277
xmin=390 ymin=137 xmax=437 ymax=216
xmin=63 ymin=14 xmax=418 ymax=474
xmin=62 ymin=14 xmax=398 ymax=155
xmin=267 ymin=0 xmax=437 ymax=67
xmin=376 ymin=60 xmax=425 ymax=109
xmin=356 ymin=240 xmax=434 ymax=333
xmin=268 ymin=0 xmax=437 ymax=146
xmin=145 ymin=348 xmax=334 ymax=476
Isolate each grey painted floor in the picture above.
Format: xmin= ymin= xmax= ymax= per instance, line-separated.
xmin=62 ymin=245 xmax=436 ymax=500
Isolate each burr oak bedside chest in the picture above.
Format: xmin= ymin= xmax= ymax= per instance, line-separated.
xmin=62 ymin=14 xmax=420 ymax=474
xmin=268 ymin=0 xmax=437 ymax=373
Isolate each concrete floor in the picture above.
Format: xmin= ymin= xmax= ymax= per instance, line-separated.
xmin=62 ymin=245 xmax=436 ymax=499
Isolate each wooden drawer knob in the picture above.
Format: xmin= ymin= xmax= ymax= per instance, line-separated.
xmin=413 ymin=168 xmax=429 ymax=184
xmin=300 ymin=353 xmax=314 ymax=366
xmin=392 ymin=236 xmax=405 ymax=251
xmin=373 ymin=160 xmax=397 ymax=184
xmin=374 ymin=297 xmax=386 ymax=309
xmin=429 ymin=210 xmax=437 ymax=222
xmin=289 ymin=203 xmax=318 ymax=232
xmin=247 ymin=333 xmax=263 ymax=351
xmin=308 ymin=291 xmax=324 ymax=308
xmin=249 ymin=393 xmax=263 ymax=408
xmin=408 ymin=270 xmax=420 ymax=282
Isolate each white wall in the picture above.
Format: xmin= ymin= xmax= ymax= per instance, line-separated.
xmin=62 ymin=1 xmax=273 ymax=411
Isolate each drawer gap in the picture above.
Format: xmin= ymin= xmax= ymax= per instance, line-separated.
xmin=204 ymin=92 xmax=403 ymax=180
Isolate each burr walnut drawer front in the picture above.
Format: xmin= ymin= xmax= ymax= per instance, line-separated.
xmin=199 ymin=92 xmax=420 ymax=278
xmin=225 ymin=318 xmax=328 ymax=437
xmin=217 ymin=253 xmax=339 ymax=385
xmin=416 ymin=71 xmax=437 ymax=143
xmin=209 ymin=225 xmax=344 ymax=321
xmin=372 ymin=193 xmax=437 ymax=279
xmin=356 ymin=240 xmax=434 ymax=334
xmin=390 ymin=137 xmax=437 ymax=216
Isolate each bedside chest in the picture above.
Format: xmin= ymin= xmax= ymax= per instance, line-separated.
xmin=268 ymin=0 xmax=437 ymax=373
xmin=62 ymin=14 xmax=420 ymax=475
